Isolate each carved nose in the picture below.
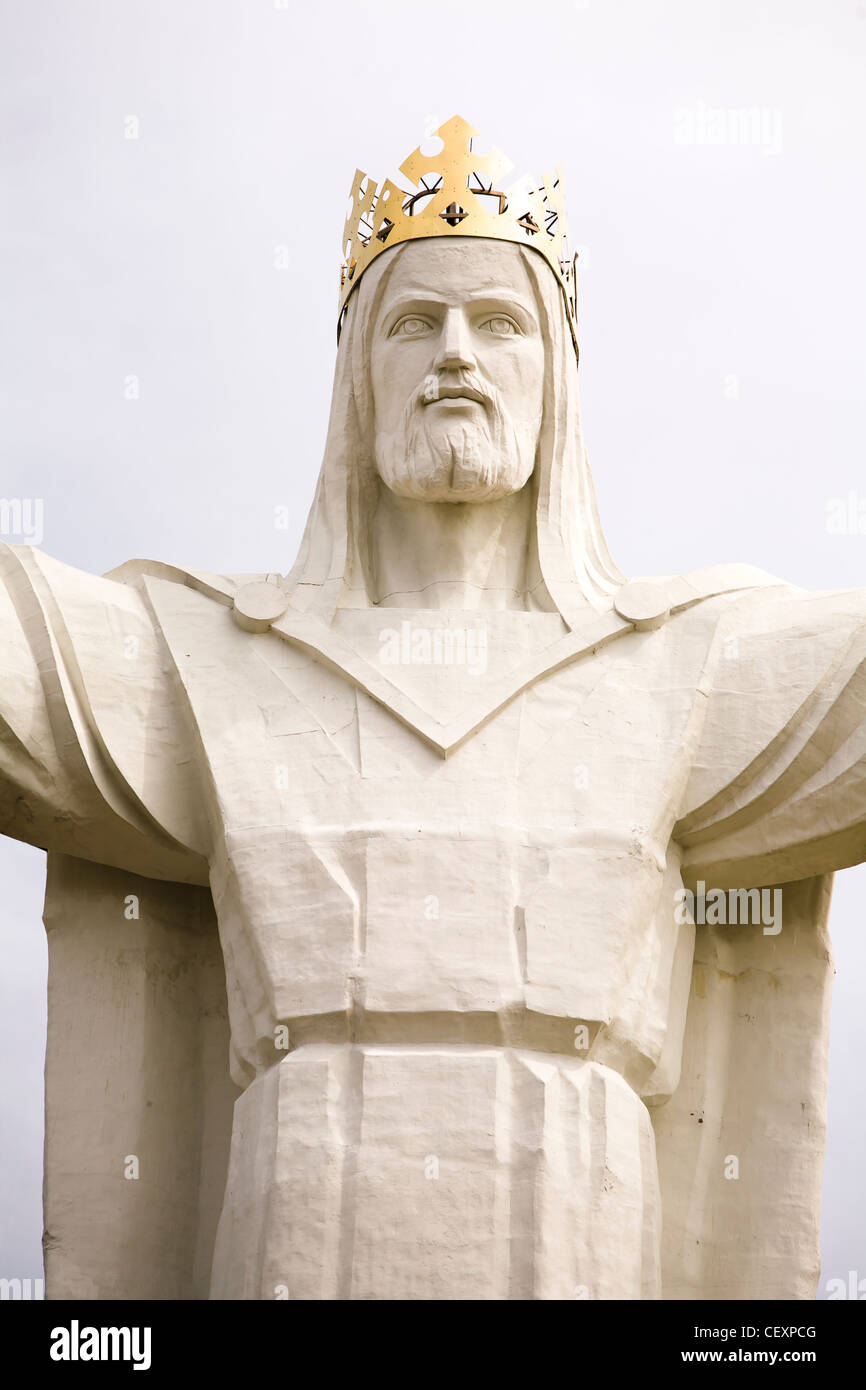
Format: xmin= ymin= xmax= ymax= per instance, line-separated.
xmin=433 ymin=309 xmax=476 ymax=373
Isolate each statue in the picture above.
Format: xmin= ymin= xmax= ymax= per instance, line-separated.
xmin=1 ymin=116 xmax=858 ymax=1300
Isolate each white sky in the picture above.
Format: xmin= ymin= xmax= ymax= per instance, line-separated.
xmin=1 ymin=0 xmax=865 ymax=1296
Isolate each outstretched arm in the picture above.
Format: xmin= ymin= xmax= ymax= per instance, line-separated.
xmin=675 ymin=583 xmax=866 ymax=887
xmin=0 ymin=542 xmax=208 ymax=883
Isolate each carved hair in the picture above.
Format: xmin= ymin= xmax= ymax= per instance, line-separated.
xmin=284 ymin=240 xmax=624 ymax=624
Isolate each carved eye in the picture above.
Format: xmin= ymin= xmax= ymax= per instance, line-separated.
xmin=481 ymin=315 xmax=520 ymax=337
xmin=391 ymin=316 xmax=431 ymax=338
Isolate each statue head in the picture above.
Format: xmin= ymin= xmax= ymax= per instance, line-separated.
xmin=370 ymin=238 xmax=545 ymax=503
xmin=338 ymin=118 xmax=577 ymax=512
xmin=285 ymin=118 xmax=624 ymax=622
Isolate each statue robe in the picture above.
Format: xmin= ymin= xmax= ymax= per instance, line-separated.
xmin=2 ymin=540 xmax=863 ymax=1299
xmin=5 ymin=238 xmax=865 ymax=1300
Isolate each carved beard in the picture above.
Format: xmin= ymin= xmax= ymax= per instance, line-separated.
xmin=374 ymin=372 xmax=538 ymax=503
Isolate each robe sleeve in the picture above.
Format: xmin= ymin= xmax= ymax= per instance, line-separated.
xmin=0 ymin=545 xmax=225 ymax=1297
xmin=656 ymin=583 xmax=865 ymax=1297
xmin=0 ymin=542 xmax=208 ymax=884
xmin=676 ymin=584 xmax=866 ymax=888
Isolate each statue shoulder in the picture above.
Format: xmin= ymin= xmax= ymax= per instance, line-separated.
xmin=614 ymin=560 xmax=866 ymax=636
xmin=0 ymin=544 xmax=210 ymax=874
xmin=705 ymin=566 xmax=866 ymax=641
xmin=611 ymin=562 xmax=788 ymax=632
xmin=107 ymin=557 xmax=283 ymax=619
xmin=105 ymin=556 xmax=250 ymax=602
xmin=0 ymin=542 xmax=243 ymax=613
xmin=678 ymin=566 xmax=866 ymax=824
xmin=0 ymin=542 xmax=163 ymax=631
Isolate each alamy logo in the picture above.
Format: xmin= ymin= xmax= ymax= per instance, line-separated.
xmin=825 ymin=1270 xmax=866 ymax=1300
xmin=674 ymin=880 xmax=782 ymax=935
xmin=0 ymin=1277 xmax=43 ymax=1299
xmin=49 ymin=1320 xmax=152 ymax=1371
xmin=0 ymin=498 xmax=44 ymax=546
xmin=673 ymin=103 xmax=783 ymax=156
xmin=826 ymin=492 xmax=866 ymax=535
xmin=379 ymin=620 xmax=488 ymax=675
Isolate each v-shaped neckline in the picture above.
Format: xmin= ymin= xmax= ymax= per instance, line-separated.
xmin=269 ymin=606 xmax=633 ymax=756
xmin=124 ymin=559 xmax=780 ymax=759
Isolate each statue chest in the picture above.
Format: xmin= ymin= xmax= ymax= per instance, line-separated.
xmin=150 ymin=585 xmax=712 ymax=1058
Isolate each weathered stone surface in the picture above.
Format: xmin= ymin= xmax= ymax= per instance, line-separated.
xmin=1 ymin=230 xmax=855 ymax=1300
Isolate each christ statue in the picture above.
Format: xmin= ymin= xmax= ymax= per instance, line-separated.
xmin=1 ymin=117 xmax=861 ymax=1300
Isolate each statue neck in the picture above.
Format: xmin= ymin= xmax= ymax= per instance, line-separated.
xmin=365 ymin=480 xmax=550 ymax=611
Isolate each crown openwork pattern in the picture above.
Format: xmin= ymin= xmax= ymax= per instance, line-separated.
xmin=339 ymin=115 xmax=579 ymax=354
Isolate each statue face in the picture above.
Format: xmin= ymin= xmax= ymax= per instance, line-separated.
xmin=370 ymin=239 xmax=545 ymax=503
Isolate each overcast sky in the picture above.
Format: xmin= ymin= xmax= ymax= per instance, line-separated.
xmin=1 ymin=0 xmax=865 ymax=1297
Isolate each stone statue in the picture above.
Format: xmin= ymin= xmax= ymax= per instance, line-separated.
xmin=2 ymin=117 xmax=860 ymax=1300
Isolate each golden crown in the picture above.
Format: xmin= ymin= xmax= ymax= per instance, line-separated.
xmin=339 ymin=115 xmax=578 ymax=354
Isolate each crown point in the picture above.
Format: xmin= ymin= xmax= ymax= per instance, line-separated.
xmin=339 ymin=118 xmax=580 ymax=358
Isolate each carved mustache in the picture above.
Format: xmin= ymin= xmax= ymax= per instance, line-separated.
xmin=416 ymin=373 xmax=494 ymax=410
